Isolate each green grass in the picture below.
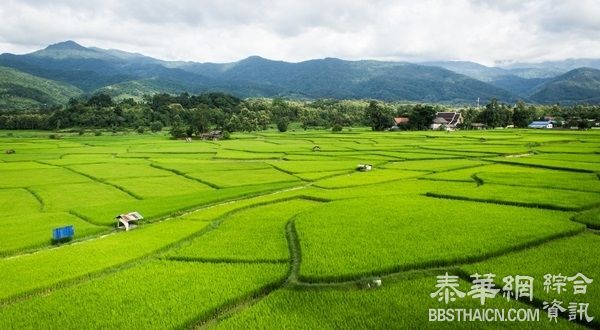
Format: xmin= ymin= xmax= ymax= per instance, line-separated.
xmin=0 ymin=212 xmax=105 ymax=256
xmin=313 ymin=169 xmax=425 ymax=189
xmin=71 ymin=181 xmax=299 ymax=225
xmin=215 ymin=149 xmax=284 ymax=159
xmin=427 ymin=183 xmax=600 ymax=211
xmin=1 ymin=129 xmax=600 ymax=328
xmin=107 ymin=176 xmax=215 ymax=198
xmin=216 ymin=276 xmax=576 ymax=329
xmin=533 ymin=143 xmax=600 ymax=154
xmin=382 ymin=159 xmax=488 ymax=172
xmin=535 ymin=153 xmax=600 ymax=164
xmin=476 ymin=167 xmax=600 ymax=193
xmin=0 ymin=188 xmax=40 ymax=215
xmin=0 ymin=260 xmax=287 ymax=329
xmin=186 ymin=168 xmax=300 ymax=188
xmin=67 ymin=163 xmax=169 ymax=179
xmin=0 ymin=161 xmax=55 ymax=170
xmin=0 ymin=218 xmax=211 ymax=301
xmin=0 ymin=168 xmax=90 ymax=188
xmin=127 ymin=142 xmax=217 ymax=153
xmin=462 ymin=233 xmax=600 ymax=327
xmin=572 ymin=208 xmax=600 ymax=229
xmin=295 ymin=195 xmax=583 ymax=281
xmin=151 ymin=159 xmax=271 ymax=173
xmin=31 ymin=182 xmax=136 ymax=212
xmin=293 ymin=170 xmax=352 ymax=181
xmin=491 ymin=156 xmax=600 ymax=172
xmin=267 ymin=160 xmax=373 ymax=173
xmin=422 ymin=164 xmax=497 ymax=182
xmin=169 ymin=199 xmax=321 ymax=262
xmin=45 ymin=154 xmax=149 ymax=166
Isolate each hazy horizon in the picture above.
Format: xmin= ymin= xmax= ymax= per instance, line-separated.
xmin=1 ymin=0 xmax=599 ymax=66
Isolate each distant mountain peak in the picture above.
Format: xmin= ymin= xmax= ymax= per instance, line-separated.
xmin=567 ymin=67 xmax=600 ymax=75
xmin=235 ymin=55 xmax=284 ymax=66
xmin=243 ymin=55 xmax=267 ymax=61
xmin=45 ymin=40 xmax=87 ymax=51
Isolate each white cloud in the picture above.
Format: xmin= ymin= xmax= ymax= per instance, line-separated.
xmin=0 ymin=0 xmax=599 ymax=65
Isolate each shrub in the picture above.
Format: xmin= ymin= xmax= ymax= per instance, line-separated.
xmin=136 ymin=126 xmax=145 ymax=134
xmin=277 ymin=117 xmax=289 ymax=132
xmin=48 ymin=134 xmax=61 ymax=139
xmin=331 ymin=124 xmax=343 ymax=132
xmin=222 ymin=131 xmax=231 ymax=140
xmin=150 ymin=121 xmax=163 ymax=133
xmin=78 ymin=129 xmax=85 ymax=136
xmin=94 ymin=130 xmax=102 ymax=136
xmin=169 ymin=124 xmax=186 ymax=139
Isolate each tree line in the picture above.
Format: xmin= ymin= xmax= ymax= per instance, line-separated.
xmin=1 ymin=92 xmax=599 ymax=134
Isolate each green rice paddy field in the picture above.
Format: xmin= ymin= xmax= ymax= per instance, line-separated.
xmin=0 ymin=128 xmax=599 ymax=329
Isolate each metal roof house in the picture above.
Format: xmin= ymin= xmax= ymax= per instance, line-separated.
xmin=431 ymin=112 xmax=463 ymax=130
xmin=116 ymin=212 xmax=143 ymax=231
xmin=528 ymin=121 xmax=554 ymax=129
xmin=393 ymin=117 xmax=410 ymax=125
xmin=391 ymin=117 xmax=410 ymax=130
xmin=200 ymin=130 xmax=223 ymax=140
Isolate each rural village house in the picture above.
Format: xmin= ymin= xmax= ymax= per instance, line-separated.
xmin=390 ymin=117 xmax=410 ymax=130
xmin=431 ymin=112 xmax=463 ymax=130
xmin=528 ymin=120 xmax=554 ymax=129
xmin=393 ymin=117 xmax=410 ymax=125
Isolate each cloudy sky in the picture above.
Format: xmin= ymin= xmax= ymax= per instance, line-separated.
xmin=0 ymin=0 xmax=599 ymax=66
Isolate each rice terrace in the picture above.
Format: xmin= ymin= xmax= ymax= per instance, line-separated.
xmin=3 ymin=1 xmax=600 ymax=328
xmin=0 ymin=128 xmax=599 ymax=328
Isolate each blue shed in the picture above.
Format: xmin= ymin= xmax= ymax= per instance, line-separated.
xmin=52 ymin=225 xmax=74 ymax=242
xmin=528 ymin=121 xmax=554 ymax=129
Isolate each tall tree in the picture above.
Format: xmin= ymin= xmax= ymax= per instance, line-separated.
xmin=365 ymin=101 xmax=392 ymax=131
xmin=479 ymin=98 xmax=511 ymax=128
xmin=408 ymin=104 xmax=436 ymax=130
xmin=512 ymin=101 xmax=537 ymax=128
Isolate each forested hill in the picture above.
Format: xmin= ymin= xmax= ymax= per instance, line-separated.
xmin=529 ymin=68 xmax=600 ymax=104
xmin=0 ymin=41 xmax=517 ymax=104
xmin=1 ymin=41 xmax=600 ymax=105
xmin=0 ymin=66 xmax=82 ymax=110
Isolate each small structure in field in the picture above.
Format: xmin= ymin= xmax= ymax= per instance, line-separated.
xmin=471 ymin=123 xmax=486 ymax=130
xmin=185 ymin=137 xmax=192 ymax=142
xmin=356 ymin=164 xmax=372 ymax=172
xmin=52 ymin=225 xmax=74 ymax=243
xmin=312 ymin=145 xmax=321 ymax=152
xmin=528 ymin=120 xmax=554 ymax=129
xmin=5 ymin=149 xmax=15 ymax=154
xmin=200 ymin=130 xmax=223 ymax=140
xmin=362 ymin=277 xmax=382 ymax=289
xmin=431 ymin=112 xmax=463 ymax=130
xmin=116 ymin=211 xmax=143 ymax=231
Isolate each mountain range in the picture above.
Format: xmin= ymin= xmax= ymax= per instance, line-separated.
xmin=1 ymin=40 xmax=600 ymax=110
